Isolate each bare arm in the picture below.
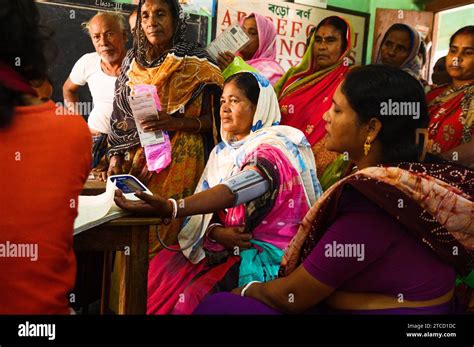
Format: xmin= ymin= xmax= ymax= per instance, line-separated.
xmin=235 ymin=265 xmax=335 ymax=314
xmin=62 ymin=77 xmax=81 ymax=114
xmin=114 ymin=183 xmax=236 ymax=217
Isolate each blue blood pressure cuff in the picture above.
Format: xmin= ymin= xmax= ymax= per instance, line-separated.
xmin=222 ymin=169 xmax=270 ymax=206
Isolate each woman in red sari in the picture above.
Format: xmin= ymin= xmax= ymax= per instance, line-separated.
xmin=275 ymin=16 xmax=353 ymax=176
xmin=427 ymin=26 xmax=474 ymax=169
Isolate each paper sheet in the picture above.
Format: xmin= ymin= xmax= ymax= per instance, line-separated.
xmin=74 ymin=179 xmax=128 ymax=234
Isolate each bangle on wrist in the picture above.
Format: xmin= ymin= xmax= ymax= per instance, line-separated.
xmin=163 ymin=198 xmax=178 ymax=225
xmin=168 ymin=198 xmax=178 ymax=219
xmin=206 ymin=223 xmax=222 ymax=243
xmin=241 ymin=281 xmax=261 ymax=297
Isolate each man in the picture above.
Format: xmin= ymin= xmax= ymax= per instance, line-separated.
xmin=63 ymin=12 xmax=127 ymax=167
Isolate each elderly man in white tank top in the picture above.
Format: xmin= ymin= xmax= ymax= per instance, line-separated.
xmin=63 ymin=12 xmax=127 ymax=167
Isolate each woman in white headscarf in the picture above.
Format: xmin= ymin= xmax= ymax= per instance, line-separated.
xmin=115 ymin=72 xmax=322 ymax=314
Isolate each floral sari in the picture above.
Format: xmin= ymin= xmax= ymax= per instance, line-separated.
xmin=280 ymin=163 xmax=474 ymax=280
xmin=147 ymin=73 xmax=322 ymax=314
xmin=427 ymin=82 xmax=474 ymax=154
xmin=108 ymin=0 xmax=224 ymax=256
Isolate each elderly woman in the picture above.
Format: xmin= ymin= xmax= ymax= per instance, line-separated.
xmin=106 ymin=0 xmax=224 ymax=256
xmin=0 ymin=0 xmax=92 ymax=313
xmin=376 ymin=23 xmax=424 ymax=80
xmin=216 ymin=13 xmax=285 ymax=85
xmin=114 ymin=72 xmax=322 ymax=314
xmin=427 ymin=25 xmax=474 ymax=169
xmin=275 ymin=16 xmax=353 ymax=177
xmin=194 ymin=65 xmax=473 ymax=315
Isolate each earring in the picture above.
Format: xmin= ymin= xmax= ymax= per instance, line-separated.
xmin=364 ymin=136 xmax=371 ymax=156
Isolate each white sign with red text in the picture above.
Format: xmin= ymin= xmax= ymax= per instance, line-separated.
xmin=216 ymin=0 xmax=367 ymax=70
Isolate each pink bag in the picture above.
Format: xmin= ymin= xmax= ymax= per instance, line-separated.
xmin=134 ymin=85 xmax=172 ymax=174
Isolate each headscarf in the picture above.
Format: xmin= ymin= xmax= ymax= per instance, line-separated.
xmin=133 ymin=0 xmax=211 ymax=68
xmin=178 ymin=72 xmax=322 ymax=263
xmin=274 ymin=16 xmax=353 ymax=99
xmin=237 ymin=13 xmax=285 ymax=85
xmin=376 ymin=23 xmax=423 ymax=79
xmin=274 ymin=16 xmax=353 ymax=149
xmin=280 ymin=163 xmax=474 ymax=277
xmin=108 ymin=0 xmax=222 ymax=157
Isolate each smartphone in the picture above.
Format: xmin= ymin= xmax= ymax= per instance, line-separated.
xmin=109 ymin=174 xmax=153 ymax=201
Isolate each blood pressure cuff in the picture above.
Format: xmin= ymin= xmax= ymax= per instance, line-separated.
xmin=222 ymin=157 xmax=280 ymax=232
xmin=222 ymin=169 xmax=269 ymax=205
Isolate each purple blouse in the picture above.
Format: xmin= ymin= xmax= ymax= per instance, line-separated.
xmin=303 ymin=186 xmax=456 ymax=301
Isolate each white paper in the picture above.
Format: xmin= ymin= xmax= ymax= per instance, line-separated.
xmin=74 ymin=179 xmax=128 ymax=234
xmin=129 ymin=93 xmax=165 ymax=147
xmin=206 ymin=24 xmax=250 ymax=61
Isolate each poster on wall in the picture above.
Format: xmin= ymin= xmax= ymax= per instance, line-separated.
xmin=215 ymin=0 xmax=369 ymax=70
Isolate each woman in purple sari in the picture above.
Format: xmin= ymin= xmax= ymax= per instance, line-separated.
xmin=195 ymin=65 xmax=474 ymax=315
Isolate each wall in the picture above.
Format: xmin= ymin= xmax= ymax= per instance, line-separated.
xmin=326 ymin=0 xmax=426 ymax=63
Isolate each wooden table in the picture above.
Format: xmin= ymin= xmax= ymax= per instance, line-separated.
xmin=74 ymin=179 xmax=161 ymax=314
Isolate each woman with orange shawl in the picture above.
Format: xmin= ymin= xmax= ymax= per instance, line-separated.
xmin=106 ymin=0 xmax=223 ymax=256
xmin=275 ymin=16 xmax=353 ymax=176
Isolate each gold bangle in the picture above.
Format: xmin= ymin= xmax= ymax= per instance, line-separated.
xmin=194 ymin=118 xmax=202 ymax=133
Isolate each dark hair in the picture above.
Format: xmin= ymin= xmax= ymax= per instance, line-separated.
xmin=0 ymin=0 xmax=53 ymax=128
xmin=341 ymin=65 xmax=429 ymax=163
xmin=315 ymin=16 xmax=348 ymax=52
xmin=382 ymin=23 xmax=414 ymax=51
xmin=449 ymin=25 xmax=474 ymax=46
xmin=224 ymin=72 xmax=260 ymax=105
xmin=419 ymin=40 xmax=426 ymax=66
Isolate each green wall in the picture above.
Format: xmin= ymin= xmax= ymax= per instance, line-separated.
xmin=327 ymin=0 xmax=426 ymax=63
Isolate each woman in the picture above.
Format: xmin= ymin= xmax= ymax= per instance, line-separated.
xmin=114 ymin=72 xmax=322 ymax=314
xmin=216 ymin=13 xmax=285 ymax=85
xmin=106 ymin=0 xmax=224 ymax=256
xmin=319 ymin=23 xmax=427 ymax=192
xmin=0 ymin=0 xmax=92 ymax=313
xmin=275 ymin=16 xmax=353 ymax=177
xmin=194 ymin=65 xmax=474 ymax=315
xmin=427 ymin=26 xmax=474 ymax=169
xmin=376 ymin=23 xmax=423 ymax=80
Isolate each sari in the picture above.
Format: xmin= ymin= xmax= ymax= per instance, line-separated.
xmin=223 ymin=13 xmax=285 ymax=86
xmin=274 ymin=16 xmax=353 ymax=177
xmin=108 ymin=0 xmax=224 ymax=256
xmin=146 ymin=72 xmax=322 ymax=314
xmin=375 ymin=23 xmax=423 ymax=80
xmin=426 ymin=82 xmax=474 ymax=154
xmin=281 ymin=162 xmax=474 ymax=280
